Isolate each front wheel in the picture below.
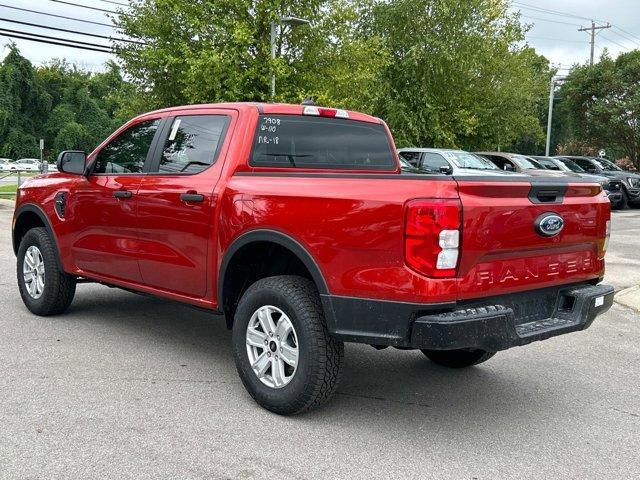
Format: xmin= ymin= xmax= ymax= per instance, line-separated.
xmin=232 ymin=276 xmax=344 ymax=415
xmin=421 ymin=348 xmax=495 ymax=368
xmin=17 ymin=227 xmax=76 ymax=316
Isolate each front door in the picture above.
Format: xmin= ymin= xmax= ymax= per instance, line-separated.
xmin=135 ymin=110 xmax=234 ymax=297
xmin=68 ymin=117 xmax=163 ymax=283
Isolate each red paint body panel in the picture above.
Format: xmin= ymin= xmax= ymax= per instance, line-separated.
xmin=455 ymin=182 xmax=608 ymax=299
xmin=13 ymin=102 xmax=610 ymax=313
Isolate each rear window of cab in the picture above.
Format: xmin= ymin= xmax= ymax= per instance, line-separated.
xmin=250 ymin=115 xmax=396 ymax=170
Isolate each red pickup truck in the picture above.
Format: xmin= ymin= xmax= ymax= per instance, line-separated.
xmin=12 ymin=102 xmax=614 ymax=414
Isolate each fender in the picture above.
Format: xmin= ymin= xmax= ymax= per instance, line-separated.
xmin=12 ymin=203 xmax=64 ymax=272
xmin=218 ymin=229 xmax=329 ymax=309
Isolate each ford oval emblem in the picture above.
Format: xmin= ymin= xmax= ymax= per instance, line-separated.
xmin=535 ymin=213 xmax=564 ymax=237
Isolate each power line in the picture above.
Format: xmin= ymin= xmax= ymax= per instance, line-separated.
xmin=48 ymin=0 xmax=119 ymax=15
xmin=525 ymin=35 xmax=585 ymax=44
xmin=520 ymin=14 xmax=581 ymax=27
xmin=0 ymin=17 xmax=144 ymax=45
xmin=96 ymin=0 xmax=129 ymax=6
xmin=0 ymin=26 xmax=111 ymax=50
xmin=513 ymin=1 xmax=605 ymax=23
xmin=599 ymin=34 xmax=631 ymax=51
xmin=514 ymin=1 xmax=640 ymax=48
xmin=610 ymin=27 xmax=640 ymax=47
xmin=0 ymin=31 xmax=112 ymax=53
xmin=0 ymin=3 xmax=114 ymax=28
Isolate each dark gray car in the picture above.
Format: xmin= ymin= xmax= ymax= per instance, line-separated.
xmin=557 ymin=156 xmax=640 ymax=208
xmin=531 ymin=156 xmax=624 ymax=209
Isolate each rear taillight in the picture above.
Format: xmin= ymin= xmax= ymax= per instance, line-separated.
xmin=404 ymin=199 xmax=461 ymax=278
xmin=603 ymin=219 xmax=611 ymax=253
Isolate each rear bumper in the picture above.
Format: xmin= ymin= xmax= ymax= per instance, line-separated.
xmin=410 ymin=283 xmax=614 ymax=351
xmin=322 ymin=282 xmax=614 ymax=351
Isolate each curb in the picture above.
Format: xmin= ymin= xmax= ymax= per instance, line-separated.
xmin=614 ymin=285 xmax=640 ymax=312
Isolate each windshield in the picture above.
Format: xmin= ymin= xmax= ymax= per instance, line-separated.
xmin=444 ymin=151 xmax=498 ymax=170
xmin=595 ymin=158 xmax=622 ymax=171
xmin=556 ymin=158 xmax=585 ymax=173
xmin=512 ymin=155 xmax=543 ymax=170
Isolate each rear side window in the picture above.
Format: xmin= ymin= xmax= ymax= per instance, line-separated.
xmin=399 ymin=151 xmax=421 ymax=167
xmin=157 ymin=115 xmax=229 ymax=174
xmin=421 ymin=153 xmax=449 ymax=172
xmin=250 ymin=115 xmax=395 ymax=170
xmin=536 ymin=158 xmax=561 ymax=170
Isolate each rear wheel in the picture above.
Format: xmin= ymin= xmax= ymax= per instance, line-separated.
xmin=17 ymin=227 xmax=76 ymax=316
xmin=231 ymin=275 xmax=344 ymax=415
xmin=421 ymin=348 xmax=495 ymax=368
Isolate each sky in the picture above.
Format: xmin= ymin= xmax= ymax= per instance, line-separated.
xmin=0 ymin=0 xmax=639 ymax=73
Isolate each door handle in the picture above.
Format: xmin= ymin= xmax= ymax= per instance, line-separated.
xmin=180 ymin=193 xmax=205 ymax=203
xmin=113 ymin=190 xmax=132 ymax=199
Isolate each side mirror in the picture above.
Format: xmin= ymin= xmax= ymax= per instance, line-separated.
xmin=439 ymin=164 xmax=453 ymax=175
xmin=504 ymin=164 xmax=515 ymax=171
xmin=57 ymin=151 xmax=86 ymax=175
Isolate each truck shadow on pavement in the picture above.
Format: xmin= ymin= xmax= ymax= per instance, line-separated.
xmin=63 ymin=284 xmax=559 ymax=429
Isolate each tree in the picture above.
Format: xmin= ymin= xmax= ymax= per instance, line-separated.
xmin=561 ymin=50 xmax=640 ymax=167
xmin=0 ymin=45 xmax=136 ymax=160
xmin=0 ymin=44 xmax=51 ymax=158
xmin=114 ymin=0 xmax=334 ymax=108
xmin=365 ymin=0 xmax=552 ymax=149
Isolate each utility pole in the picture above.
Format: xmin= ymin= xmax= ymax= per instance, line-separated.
xmin=578 ymin=21 xmax=611 ymax=66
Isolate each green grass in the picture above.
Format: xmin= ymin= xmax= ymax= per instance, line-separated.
xmin=0 ymin=184 xmax=17 ymax=200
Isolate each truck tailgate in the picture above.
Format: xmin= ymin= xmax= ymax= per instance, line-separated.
xmin=455 ymin=179 xmax=610 ymax=300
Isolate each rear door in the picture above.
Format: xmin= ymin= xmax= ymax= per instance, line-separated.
xmin=134 ymin=109 xmax=234 ymax=297
xmin=455 ymin=178 xmax=609 ymax=300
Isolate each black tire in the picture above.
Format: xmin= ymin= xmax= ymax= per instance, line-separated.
xmin=232 ymin=275 xmax=344 ymax=415
xmin=421 ymin=348 xmax=495 ymax=368
xmin=17 ymin=227 xmax=76 ymax=316
xmin=619 ymin=189 xmax=629 ymax=210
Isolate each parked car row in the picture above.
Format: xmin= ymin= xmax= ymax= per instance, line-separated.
xmin=398 ymin=148 xmax=640 ymax=210
xmin=0 ymin=158 xmax=57 ymax=173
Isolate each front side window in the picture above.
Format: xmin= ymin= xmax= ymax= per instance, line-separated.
xmin=157 ymin=115 xmax=229 ymax=174
xmin=250 ymin=115 xmax=395 ymax=170
xmin=94 ymin=119 xmax=160 ymax=174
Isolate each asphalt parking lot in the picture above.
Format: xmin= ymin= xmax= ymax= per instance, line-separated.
xmin=0 ymin=201 xmax=638 ymax=480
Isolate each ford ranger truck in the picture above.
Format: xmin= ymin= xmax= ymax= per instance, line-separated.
xmin=12 ymin=103 xmax=614 ymax=414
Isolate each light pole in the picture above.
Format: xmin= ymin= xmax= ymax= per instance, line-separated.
xmin=270 ymin=16 xmax=310 ymax=100
xmin=545 ymin=76 xmax=566 ymax=156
